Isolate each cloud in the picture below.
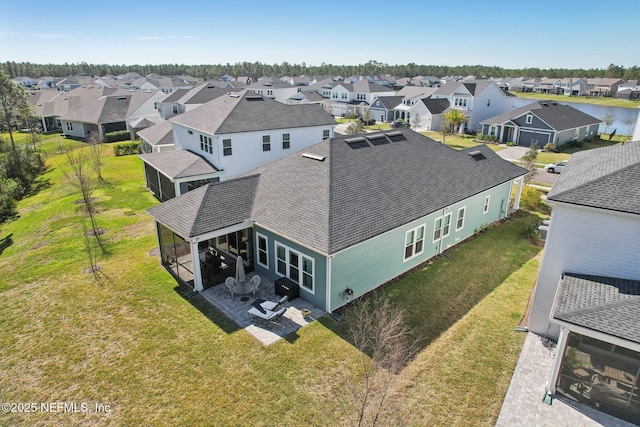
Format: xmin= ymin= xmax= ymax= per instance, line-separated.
xmin=0 ymin=32 xmax=21 ymax=37
xmin=136 ymin=35 xmax=197 ymax=41
xmin=33 ymin=33 xmax=73 ymax=39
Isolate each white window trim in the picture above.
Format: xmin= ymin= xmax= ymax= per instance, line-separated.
xmin=433 ymin=216 xmax=443 ymax=243
xmin=256 ymin=232 xmax=268 ymax=269
xmin=483 ymin=195 xmax=491 ymax=214
xmin=525 ymin=114 xmax=533 ymax=124
xmin=404 ymin=224 xmax=426 ymax=262
xmin=274 ymin=241 xmax=315 ymax=294
xmin=456 ymin=206 xmax=466 ymax=231
xmin=442 ymin=212 xmax=452 ymax=239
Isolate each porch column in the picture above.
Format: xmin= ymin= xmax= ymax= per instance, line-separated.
xmin=548 ymin=326 xmax=568 ymax=395
xmin=191 ymin=240 xmax=204 ymax=291
xmin=499 ymin=125 xmax=505 ymax=142
xmin=512 ymin=177 xmax=524 ymax=211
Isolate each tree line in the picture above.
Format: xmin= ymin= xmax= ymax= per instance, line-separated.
xmin=2 ymin=60 xmax=639 ymax=81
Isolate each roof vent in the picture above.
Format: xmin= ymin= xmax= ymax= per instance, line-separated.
xmin=228 ymin=93 xmax=240 ymax=98
xmin=468 ymin=150 xmax=486 ymax=161
xmin=302 ymin=153 xmax=326 ymax=162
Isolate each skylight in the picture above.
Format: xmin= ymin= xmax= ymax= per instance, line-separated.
xmin=468 ymin=150 xmax=486 ymax=161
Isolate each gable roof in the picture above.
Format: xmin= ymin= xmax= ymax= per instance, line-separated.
xmin=371 ymin=95 xmax=403 ymax=109
xmin=434 ymin=80 xmax=494 ymax=96
xmin=139 ymin=150 xmax=218 ymax=179
xmin=547 ymin=141 xmax=640 ymax=215
xmin=553 ymin=273 xmax=640 ymax=344
xmin=481 ymin=100 xmax=602 ymax=131
xmin=421 ymin=98 xmax=450 ymax=114
xmin=169 ymin=90 xmax=335 ymax=135
xmin=137 ymin=120 xmax=174 ymax=147
xmin=148 ymin=130 xmax=526 ymax=254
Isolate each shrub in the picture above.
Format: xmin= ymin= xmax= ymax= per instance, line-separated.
xmin=113 ymin=141 xmax=141 ymax=156
xmin=506 ymin=141 xmax=515 ymax=146
xmin=523 ymin=220 xmax=540 ymax=242
xmin=543 ymin=143 xmax=558 ymax=152
xmin=520 ymin=186 xmax=544 ymax=211
xmin=103 ymin=130 xmax=131 ymax=143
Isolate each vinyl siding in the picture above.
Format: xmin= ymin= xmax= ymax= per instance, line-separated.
xmin=328 ymin=180 xmax=515 ymax=311
xmin=528 ymin=203 xmax=640 ymax=340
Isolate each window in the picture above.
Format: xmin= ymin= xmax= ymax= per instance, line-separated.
xmin=404 ymin=225 xmax=425 ymax=261
xmin=282 ymin=133 xmax=290 ymax=149
xmin=275 ymin=242 xmax=314 ymax=292
xmin=454 ymin=97 xmax=468 ymax=108
xmin=356 ymin=93 xmax=366 ymax=100
xmin=442 ymin=213 xmax=452 ymax=238
xmin=223 ymin=139 xmax=232 ymax=156
xmin=525 ymin=114 xmax=533 ymax=124
xmin=341 ymin=92 xmax=347 ymax=100
xmin=323 ymin=129 xmax=330 ymax=139
xmin=262 ymin=135 xmax=271 ymax=151
xmin=483 ymin=195 xmax=491 ymax=214
xmin=490 ymin=126 xmax=497 ymax=136
xmin=456 ymin=207 xmax=466 ymax=231
xmin=487 ymin=99 xmax=491 ymax=107
xmin=172 ymin=104 xmax=178 ymax=115
xmin=199 ymin=134 xmax=212 ymax=154
xmin=433 ymin=217 xmax=443 ymax=242
xmin=256 ymin=233 xmax=268 ymax=268
xmin=66 ymin=122 xmax=73 ymax=131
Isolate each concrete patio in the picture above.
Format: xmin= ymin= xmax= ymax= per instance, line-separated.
xmin=199 ymin=273 xmax=325 ymax=346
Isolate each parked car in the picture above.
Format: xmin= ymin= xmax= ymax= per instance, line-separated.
xmin=544 ymin=160 xmax=568 ymax=173
xmin=390 ymin=120 xmax=410 ymax=129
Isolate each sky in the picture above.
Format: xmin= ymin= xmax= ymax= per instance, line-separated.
xmin=1 ymin=0 xmax=638 ymax=70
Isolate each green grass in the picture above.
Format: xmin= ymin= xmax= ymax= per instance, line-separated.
xmin=0 ymin=140 xmax=542 ymax=426
xmin=421 ymin=131 xmax=505 ymax=152
xmin=512 ymin=91 xmax=640 ymax=108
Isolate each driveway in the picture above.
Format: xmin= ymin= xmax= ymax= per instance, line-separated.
xmin=496 ymin=146 xmax=559 ymax=186
xmin=334 ymin=121 xmax=353 ymax=135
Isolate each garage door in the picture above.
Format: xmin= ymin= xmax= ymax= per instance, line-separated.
xmin=518 ymin=130 xmax=550 ymax=147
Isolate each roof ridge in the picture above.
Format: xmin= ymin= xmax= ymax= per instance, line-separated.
xmin=558 ymin=295 xmax=640 ymax=318
xmin=549 ymin=161 xmax=640 ymax=202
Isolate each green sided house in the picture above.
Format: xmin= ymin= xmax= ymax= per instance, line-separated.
xmin=147 ymin=129 xmax=527 ymax=312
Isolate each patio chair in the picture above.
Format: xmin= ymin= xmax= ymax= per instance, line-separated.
xmin=248 ymin=305 xmax=287 ymax=327
xmin=259 ymin=295 xmax=287 ymax=312
xmin=249 ymin=275 xmax=261 ymax=295
xmin=225 ymin=277 xmax=237 ymax=299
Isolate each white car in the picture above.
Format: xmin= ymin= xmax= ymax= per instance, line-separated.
xmin=544 ymin=160 xmax=567 ymax=174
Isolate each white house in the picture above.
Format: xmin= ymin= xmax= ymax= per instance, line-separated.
xmin=527 ymin=141 xmax=640 ymax=425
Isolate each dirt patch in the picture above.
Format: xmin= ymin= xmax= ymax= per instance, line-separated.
xmin=148 ymin=247 xmax=159 ymax=257
xmin=123 ymin=221 xmax=154 ymax=239
xmin=84 ymin=228 xmax=107 ymax=237
xmin=72 ymin=197 xmax=98 ymax=205
xmin=82 ymin=264 xmax=103 ymax=274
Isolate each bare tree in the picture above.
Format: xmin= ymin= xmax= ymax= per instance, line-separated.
xmin=336 ymin=292 xmax=415 ymax=427
xmin=602 ymin=111 xmax=615 ymax=135
xmin=439 ymin=122 xmax=450 ymax=144
xmin=87 ymin=131 xmax=105 ymax=183
xmin=410 ymin=114 xmax=421 ymax=131
xmin=65 ymin=147 xmax=106 ymax=256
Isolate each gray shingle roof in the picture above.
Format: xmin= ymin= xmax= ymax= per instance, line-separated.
xmin=547 ymin=141 xmax=640 ymax=215
xmin=137 ymin=120 xmax=174 ymax=147
xmin=139 ymin=150 xmax=218 ymax=179
xmin=553 ymin=273 xmax=640 ymax=344
xmin=373 ymin=96 xmax=403 ymax=109
xmin=148 ymin=130 xmax=526 ymax=253
xmin=421 ymin=98 xmax=450 ymax=114
xmin=147 ymin=175 xmax=259 ymax=237
xmin=169 ymin=90 xmax=335 ymax=135
xmin=481 ymin=100 xmax=602 ymax=131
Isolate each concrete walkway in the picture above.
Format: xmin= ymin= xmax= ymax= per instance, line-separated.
xmin=496 ymin=332 xmax=635 ymax=426
xmin=496 ymin=145 xmax=528 ymax=161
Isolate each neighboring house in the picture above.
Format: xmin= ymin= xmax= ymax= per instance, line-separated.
xmin=154 ymin=83 xmax=238 ymax=120
xmin=56 ymin=75 xmax=94 ymax=92
xmin=521 ymin=78 xmax=541 ymax=93
xmin=479 ymin=100 xmax=602 ymax=146
xmin=431 ymin=80 xmax=514 ymax=133
xmin=139 ymin=90 xmax=336 ymax=199
xmin=11 ymin=76 xmax=38 ymax=88
xmin=139 ymin=120 xmax=175 ymax=153
xmin=492 ymin=77 xmax=524 ymax=92
xmin=146 ymin=129 xmax=526 ymax=308
xmin=26 ymin=89 xmax=66 ymax=132
xmin=555 ymin=78 xmax=587 ymax=96
xmin=526 ymin=141 xmax=640 ymax=425
xmin=132 ymin=75 xmax=193 ymax=94
xmin=59 ymin=89 xmax=166 ymax=140
xmin=139 ymin=150 xmax=220 ymax=201
xmin=616 ymin=80 xmax=640 ymax=100
xmin=533 ymin=77 xmax=560 ymax=94
xmin=285 ymin=90 xmax=325 ymax=105
xmin=368 ymin=95 xmax=403 ymax=123
xmin=325 ymin=80 xmax=395 ymax=117
xmin=409 ymin=98 xmax=450 ymax=131
xmin=588 ymin=78 xmax=624 ymax=97
xmin=392 ymin=86 xmax=439 ymax=123
xmin=246 ymin=80 xmax=299 ymax=104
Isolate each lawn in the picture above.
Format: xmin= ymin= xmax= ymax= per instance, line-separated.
xmin=0 ymin=140 xmax=542 ymax=426
xmin=421 ymin=131 xmax=505 ymax=152
xmin=512 ymin=91 xmax=640 ymax=108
